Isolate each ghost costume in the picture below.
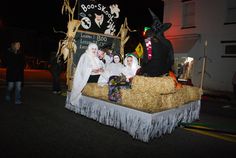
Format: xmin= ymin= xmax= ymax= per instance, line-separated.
xmin=122 ymin=55 xmax=141 ymax=81
xmin=97 ymin=54 xmax=124 ymax=86
xmin=107 ymin=55 xmax=140 ymax=102
xmin=70 ymin=43 xmax=103 ymax=105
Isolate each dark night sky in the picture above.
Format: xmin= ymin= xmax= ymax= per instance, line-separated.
xmin=0 ymin=0 xmax=163 ymax=33
xmin=0 ymin=0 xmax=163 ymax=58
xmin=0 ymin=1 xmax=67 ymax=35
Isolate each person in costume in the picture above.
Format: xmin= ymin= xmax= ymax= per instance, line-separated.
xmin=141 ymin=9 xmax=174 ymax=77
xmin=108 ymin=54 xmax=140 ymax=102
xmin=97 ymin=53 xmax=124 ymax=86
xmin=122 ymin=54 xmax=141 ymax=82
xmin=97 ymin=49 xmax=113 ymax=67
xmin=70 ymin=43 xmax=104 ymax=105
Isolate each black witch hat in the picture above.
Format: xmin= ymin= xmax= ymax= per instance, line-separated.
xmin=148 ymin=8 xmax=172 ymax=34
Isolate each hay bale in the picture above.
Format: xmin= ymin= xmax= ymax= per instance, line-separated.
xmin=132 ymin=75 xmax=176 ymax=94
xmin=159 ymin=88 xmax=187 ymax=110
xmin=120 ymin=85 xmax=201 ymax=113
xmin=159 ymin=85 xmax=202 ymax=110
xmin=82 ymin=83 xmax=109 ymax=100
xmin=120 ymin=89 xmax=162 ymax=113
xmin=81 ymin=82 xmax=201 ymax=113
xmin=185 ymin=85 xmax=202 ymax=101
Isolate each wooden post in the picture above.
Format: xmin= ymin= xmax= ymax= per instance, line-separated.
xmin=120 ymin=42 xmax=125 ymax=59
xmin=200 ymin=40 xmax=207 ymax=90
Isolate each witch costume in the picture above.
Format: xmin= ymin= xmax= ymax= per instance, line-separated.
xmin=141 ymin=9 xmax=174 ymax=77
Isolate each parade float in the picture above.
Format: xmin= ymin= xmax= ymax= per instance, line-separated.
xmin=58 ymin=0 xmax=202 ymax=142
xmin=65 ymin=75 xmax=201 ymax=142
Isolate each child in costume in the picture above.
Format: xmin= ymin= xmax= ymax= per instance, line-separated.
xmin=98 ymin=53 xmax=124 ymax=86
xmin=108 ymin=54 xmax=140 ymax=102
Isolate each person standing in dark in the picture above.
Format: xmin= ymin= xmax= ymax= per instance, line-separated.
xmin=48 ymin=51 xmax=63 ymax=94
xmin=3 ymin=40 xmax=25 ymax=104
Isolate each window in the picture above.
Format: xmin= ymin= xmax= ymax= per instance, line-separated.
xmin=225 ymin=45 xmax=236 ymax=54
xmin=225 ymin=0 xmax=236 ymax=24
xmin=221 ymin=41 xmax=236 ymax=58
xmin=182 ymin=0 xmax=195 ymax=29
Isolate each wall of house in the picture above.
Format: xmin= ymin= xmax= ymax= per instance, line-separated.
xmin=163 ymin=0 xmax=236 ymax=92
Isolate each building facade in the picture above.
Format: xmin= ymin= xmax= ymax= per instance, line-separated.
xmin=163 ymin=0 xmax=236 ymax=92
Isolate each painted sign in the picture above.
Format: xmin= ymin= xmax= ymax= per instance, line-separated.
xmin=78 ymin=0 xmax=120 ymax=35
xmin=73 ymin=30 xmax=120 ymax=66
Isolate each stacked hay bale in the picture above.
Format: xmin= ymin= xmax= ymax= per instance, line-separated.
xmin=82 ymin=83 xmax=108 ymax=100
xmin=120 ymin=89 xmax=162 ymax=112
xmin=82 ymin=75 xmax=202 ymax=113
xmin=131 ymin=76 xmax=176 ymax=94
xmin=121 ymin=76 xmax=201 ymax=112
xmin=159 ymin=85 xmax=202 ymax=111
xmin=120 ymin=76 xmax=176 ymax=112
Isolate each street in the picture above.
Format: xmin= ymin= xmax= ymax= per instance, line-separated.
xmin=0 ymin=70 xmax=235 ymax=158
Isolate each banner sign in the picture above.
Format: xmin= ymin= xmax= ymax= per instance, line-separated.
xmin=79 ymin=0 xmax=120 ymax=35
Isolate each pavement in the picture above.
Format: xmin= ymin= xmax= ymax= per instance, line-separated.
xmin=0 ymin=77 xmax=235 ymax=157
xmin=203 ymin=89 xmax=236 ymax=104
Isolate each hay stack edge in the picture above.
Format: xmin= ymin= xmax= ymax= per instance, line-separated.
xmin=82 ymin=75 xmax=202 ymax=113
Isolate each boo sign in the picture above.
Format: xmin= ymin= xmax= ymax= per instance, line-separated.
xmin=78 ymin=0 xmax=121 ymax=36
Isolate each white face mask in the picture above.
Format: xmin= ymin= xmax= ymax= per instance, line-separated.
xmin=113 ymin=55 xmax=120 ymax=63
xmin=87 ymin=43 xmax=98 ymax=55
xmin=91 ymin=47 xmax=98 ymax=55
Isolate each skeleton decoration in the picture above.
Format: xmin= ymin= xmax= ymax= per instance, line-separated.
xmin=116 ymin=17 xmax=136 ymax=59
xmin=56 ymin=0 xmax=81 ymax=90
